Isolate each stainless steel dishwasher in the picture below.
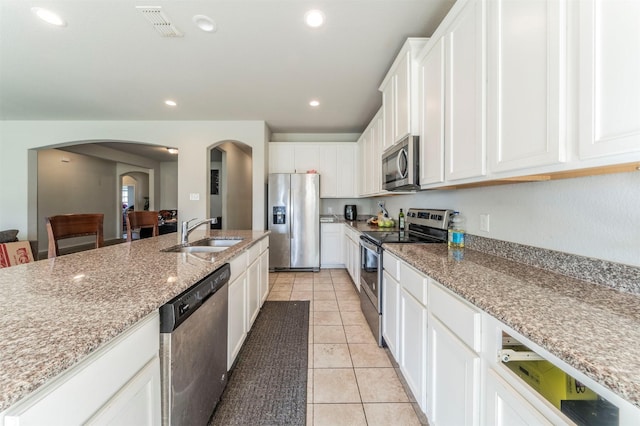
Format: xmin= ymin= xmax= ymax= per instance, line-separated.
xmin=159 ymin=263 xmax=230 ymax=426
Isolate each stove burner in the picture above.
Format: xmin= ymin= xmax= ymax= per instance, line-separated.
xmin=361 ymin=208 xmax=454 ymax=246
xmin=361 ymin=230 xmax=442 ymax=245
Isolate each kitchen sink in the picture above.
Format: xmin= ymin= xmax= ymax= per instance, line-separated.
xmin=190 ymin=238 xmax=242 ymax=248
xmin=165 ymin=246 xmax=229 ymax=254
xmin=161 ymin=238 xmax=242 ymax=254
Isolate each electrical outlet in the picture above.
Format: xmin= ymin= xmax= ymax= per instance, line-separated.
xmin=328 ymin=207 xmax=333 ymax=214
xmin=480 ymin=214 xmax=490 ymax=232
xmin=189 ymin=193 xmax=200 ymax=201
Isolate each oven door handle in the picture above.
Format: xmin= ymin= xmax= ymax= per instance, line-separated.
xmin=360 ymin=236 xmax=381 ymax=252
xmin=397 ymin=147 xmax=409 ymax=179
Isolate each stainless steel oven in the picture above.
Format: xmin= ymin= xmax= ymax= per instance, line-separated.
xmin=359 ymin=235 xmax=383 ymax=346
xmin=359 ymin=208 xmax=453 ymax=347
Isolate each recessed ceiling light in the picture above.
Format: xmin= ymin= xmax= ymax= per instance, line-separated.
xmin=31 ymin=7 xmax=67 ymax=27
xmin=165 ymin=100 xmax=177 ymax=107
xmin=304 ymin=10 xmax=325 ymax=28
xmin=309 ymin=100 xmax=320 ymax=107
xmin=166 ymin=148 xmax=179 ymax=155
xmin=193 ymin=15 xmax=217 ymax=32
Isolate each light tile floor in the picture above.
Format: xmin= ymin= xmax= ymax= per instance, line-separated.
xmin=268 ymin=269 xmax=428 ymax=426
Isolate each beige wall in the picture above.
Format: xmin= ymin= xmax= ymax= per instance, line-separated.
xmin=37 ymin=149 xmax=118 ymax=252
xmin=217 ymin=142 xmax=252 ymax=230
xmin=160 ymin=161 xmax=178 ymax=210
xmin=0 ymin=120 xmax=269 ymax=241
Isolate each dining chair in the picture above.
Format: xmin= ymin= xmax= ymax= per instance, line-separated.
xmin=126 ymin=211 xmax=159 ymax=242
xmin=46 ymin=213 xmax=104 ymax=258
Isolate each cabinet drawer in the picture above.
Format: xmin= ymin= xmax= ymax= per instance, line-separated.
xmin=229 ymin=252 xmax=248 ymax=283
xmin=248 ymin=242 xmax=261 ymax=264
xmin=383 ymin=251 xmax=401 ymax=281
xmin=400 ymin=262 xmax=427 ymax=305
xmin=260 ymin=236 xmax=269 ymax=253
xmin=429 ymin=280 xmax=481 ymax=352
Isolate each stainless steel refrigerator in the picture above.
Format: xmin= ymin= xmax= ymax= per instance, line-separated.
xmin=268 ymin=173 xmax=320 ymax=271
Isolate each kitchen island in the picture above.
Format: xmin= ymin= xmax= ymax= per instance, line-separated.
xmin=0 ymin=229 xmax=269 ymax=418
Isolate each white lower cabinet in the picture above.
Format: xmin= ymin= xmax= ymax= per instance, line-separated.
xmin=485 ymin=368 xmax=553 ymax=426
xmin=247 ymin=258 xmax=260 ymax=328
xmin=427 ymin=280 xmax=481 ymax=425
xmin=227 ymin=237 xmax=269 ymax=370
xmin=428 ymin=314 xmax=481 ymax=426
xmin=381 ymin=270 xmax=400 ymax=360
xmin=344 ymin=227 xmax=360 ymax=289
xmin=399 ymin=288 xmax=427 ymax=411
xmin=320 ymin=223 xmax=344 ymax=268
xmin=384 ymin=251 xmax=640 ymax=425
xmin=1 ymin=312 xmax=161 ymax=426
xmin=259 ymin=244 xmax=270 ymax=304
xmin=227 ymin=268 xmax=247 ymax=370
xmin=246 ymin=243 xmax=262 ymax=328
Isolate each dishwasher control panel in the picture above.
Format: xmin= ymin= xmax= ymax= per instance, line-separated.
xmin=160 ymin=263 xmax=231 ymax=333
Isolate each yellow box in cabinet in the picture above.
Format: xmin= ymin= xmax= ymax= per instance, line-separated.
xmin=505 ymin=360 xmax=597 ymax=409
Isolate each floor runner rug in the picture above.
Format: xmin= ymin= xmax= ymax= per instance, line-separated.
xmin=210 ymin=300 xmax=310 ymax=425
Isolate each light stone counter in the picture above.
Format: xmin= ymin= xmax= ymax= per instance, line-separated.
xmin=0 ymin=230 xmax=269 ymax=412
xmin=383 ymin=243 xmax=640 ymax=409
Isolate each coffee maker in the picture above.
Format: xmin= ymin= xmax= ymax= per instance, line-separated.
xmin=344 ymin=205 xmax=357 ymax=221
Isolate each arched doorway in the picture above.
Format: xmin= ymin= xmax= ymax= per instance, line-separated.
xmin=120 ymin=171 xmax=151 ymax=238
xmin=32 ymin=141 xmax=175 ymax=257
xmin=209 ymin=141 xmax=253 ymax=230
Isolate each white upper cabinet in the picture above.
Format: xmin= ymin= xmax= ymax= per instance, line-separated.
xmin=319 ymin=145 xmax=338 ymax=198
xmin=444 ymin=0 xmax=487 ymax=181
xmin=395 ymin=51 xmax=412 ymax=142
xmin=578 ymin=0 xmax=640 ymax=159
xmin=380 ymin=38 xmax=428 ymax=152
xmin=419 ymin=37 xmax=446 ymax=187
xmin=294 ymin=145 xmax=320 ymax=173
xmin=487 ymin=0 xmax=567 ymax=172
xmin=358 ymin=108 xmax=386 ymax=197
xmin=336 ymin=144 xmax=357 ymax=197
xmin=372 ymin=113 xmax=385 ymax=194
xmin=382 ymin=80 xmax=395 ymax=153
xmin=319 ymin=144 xmax=357 ymax=198
xmin=268 ymin=142 xmax=358 ymax=198
xmin=267 ymin=143 xmax=320 ymax=174
xmin=269 ymin=143 xmax=295 ymax=173
xmin=357 ymin=133 xmax=368 ymax=196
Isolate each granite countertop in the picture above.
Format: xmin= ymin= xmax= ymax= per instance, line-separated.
xmin=383 ymin=243 xmax=640 ymax=409
xmin=0 ymin=230 xmax=269 ymax=412
xmin=320 ymin=215 xmax=393 ymax=233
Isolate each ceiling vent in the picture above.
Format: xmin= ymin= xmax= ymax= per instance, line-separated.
xmin=136 ymin=6 xmax=183 ymax=37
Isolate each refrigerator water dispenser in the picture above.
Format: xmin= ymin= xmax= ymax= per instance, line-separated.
xmin=273 ymin=206 xmax=286 ymax=224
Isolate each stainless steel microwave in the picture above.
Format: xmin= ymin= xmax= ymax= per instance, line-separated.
xmin=382 ymin=135 xmax=419 ymax=191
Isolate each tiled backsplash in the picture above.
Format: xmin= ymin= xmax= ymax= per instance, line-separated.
xmin=466 ymin=234 xmax=640 ymax=296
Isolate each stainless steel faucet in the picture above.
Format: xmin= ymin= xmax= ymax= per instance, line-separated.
xmin=181 ymin=218 xmax=218 ymax=245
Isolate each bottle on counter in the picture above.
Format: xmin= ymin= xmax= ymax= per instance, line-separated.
xmin=448 ymin=211 xmax=465 ymax=248
xmin=398 ymin=209 xmax=405 ymax=231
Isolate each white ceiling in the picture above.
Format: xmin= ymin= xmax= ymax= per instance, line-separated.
xmin=0 ymin=0 xmax=454 ymax=134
